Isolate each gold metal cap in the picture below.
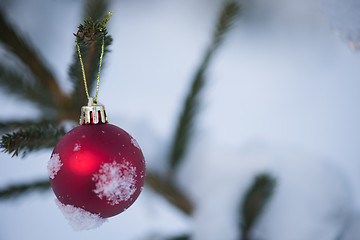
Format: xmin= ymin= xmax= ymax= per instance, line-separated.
xmin=80 ymin=97 xmax=107 ymax=125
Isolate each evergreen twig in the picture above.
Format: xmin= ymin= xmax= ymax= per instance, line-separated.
xmin=0 ymin=120 xmax=56 ymax=133
xmin=0 ymin=179 xmax=50 ymax=200
xmin=168 ymin=1 xmax=241 ymax=172
xmin=0 ymin=9 xmax=68 ymax=108
xmin=240 ymin=173 xmax=276 ymax=240
xmin=68 ymin=0 xmax=112 ymax=109
xmin=0 ymin=123 xmax=65 ymax=157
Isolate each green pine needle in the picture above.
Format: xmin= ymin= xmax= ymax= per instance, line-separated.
xmin=0 ymin=123 xmax=66 ymax=157
xmin=168 ymin=0 xmax=241 ymax=171
xmin=240 ymin=173 xmax=276 ymax=240
xmin=0 ymin=179 xmax=50 ymax=200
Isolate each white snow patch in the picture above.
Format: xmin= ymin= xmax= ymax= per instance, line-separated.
xmin=48 ymin=153 xmax=63 ymax=179
xmin=131 ymin=138 xmax=141 ymax=149
xmin=92 ymin=161 xmax=137 ymax=205
xmin=55 ymin=199 xmax=107 ymax=231
xmin=73 ymin=143 xmax=81 ymax=151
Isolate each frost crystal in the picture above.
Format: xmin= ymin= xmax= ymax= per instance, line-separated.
xmin=55 ymin=199 xmax=106 ymax=231
xmin=73 ymin=143 xmax=81 ymax=151
xmin=131 ymin=138 xmax=141 ymax=149
xmin=92 ymin=161 xmax=137 ymax=205
xmin=48 ymin=153 xmax=63 ymax=179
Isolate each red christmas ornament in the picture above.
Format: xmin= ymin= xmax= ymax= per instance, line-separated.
xmin=48 ymin=98 xmax=146 ymax=220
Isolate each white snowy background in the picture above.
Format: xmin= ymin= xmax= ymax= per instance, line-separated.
xmin=1 ymin=0 xmax=360 ymax=239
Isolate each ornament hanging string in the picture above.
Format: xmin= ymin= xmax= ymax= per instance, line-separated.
xmin=76 ymin=35 xmax=105 ymax=104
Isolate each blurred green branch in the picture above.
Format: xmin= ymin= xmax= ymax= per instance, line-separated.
xmin=146 ymin=173 xmax=193 ymax=215
xmin=240 ymin=173 xmax=276 ymax=240
xmin=166 ymin=235 xmax=190 ymax=240
xmin=0 ymin=9 xmax=68 ymax=108
xmin=0 ymin=179 xmax=50 ymax=200
xmin=168 ymin=1 xmax=241 ymax=172
xmin=0 ymin=120 xmax=58 ymax=133
xmin=0 ymin=63 xmax=57 ymax=113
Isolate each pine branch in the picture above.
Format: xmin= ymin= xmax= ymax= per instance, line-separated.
xmin=0 ymin=9 xmax=68 ymax=108
xmin=0 ymin=63 xmax=57 ymax=113
xmin=0 ymin=179 xmax=50 ymax=200
xmin=240 ymin=173 xmax=276 ymax=240
xmin=168 ymin=1 xmax=241 ymax=172
xmin=69 ymin=0 xmax=112 ymax=109
xmin=146 ymin=172 xmax=193 ymax=215
xmin=0 ymin=120 xmax=56 ymax=133
xmin=0 ymin=123 xmax=65 ymax=157
xmin=166 ymin=235 xmax=190 ymax=240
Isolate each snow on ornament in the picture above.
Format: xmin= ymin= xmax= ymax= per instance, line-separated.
xmin=47 ymin=153 xmax=63 ymax=179
xmin=323 ymin=0 xmax=360 ymax=50
xmin=49 ymin=97 xmax=146 ymax=230
xmin=55 ymin=199 xmax=107 ymax=231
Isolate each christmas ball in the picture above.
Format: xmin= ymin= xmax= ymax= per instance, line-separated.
xmin=48 ymin=123 xmax=146 ymax=218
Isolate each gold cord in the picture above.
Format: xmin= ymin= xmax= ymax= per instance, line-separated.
xmin=76 ymin=35 xmax=105 ymax=104
xmin=95 ymin=36 xmax=105 ymax=103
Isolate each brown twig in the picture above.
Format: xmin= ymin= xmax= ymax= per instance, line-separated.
xmin=146 ymin=172 xmax=193 ymax=215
